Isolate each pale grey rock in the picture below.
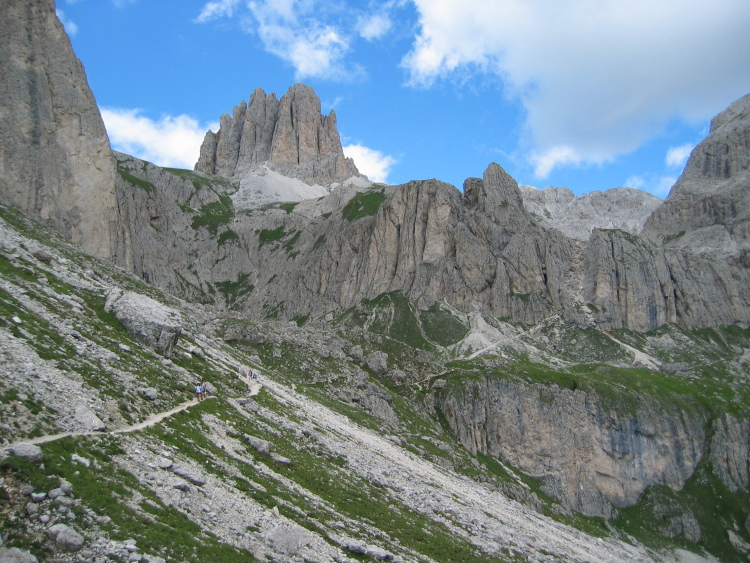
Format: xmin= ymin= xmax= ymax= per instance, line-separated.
xmin=197 ymin=84 xmax=360 ymax=186
xmin=245 ymin=434 xmax=271 ymax=456
xmin=56 ymin=527 xmax=84 ymax=551
xmin=157 ymin=457 xmax=173 ymax=470
xmin=389 ymin=370 xmax=407 ymax=385
xmin=432 ymin=379 xmax=447 ymax=390
xmin=47 ymin=523 xmax=83 ymax=551
xmin=170 ymin=465 xmax=206 ymax=486
xmin=643 ymin=92 xmax=750 ymax=250
xmin=349 ymin=345 xmax=364 ymax=363
xmin=30 ymin=493 xmax=46 ymax=502
xmin=0 ymin=547 xmax=38 ymax=563
xmin=59 ymin=479 xmax=73 ymax=496
xmin=345 ymin=540 xmax=367 ymax=554
xmin=0 ymin=0 xmax=116 ymax=258
xmin=709 ymin=414 xmax=750 ymax=491
xmin=8 ymin=444 xmax=43 ymax=463
xmin=366 ymin=545 xmax=393 ymax=560
xmin=269 ymin=453 xmax=291 ymax=465
xmin=520 ymin=186 xmax=662 ymax=240
xmin=141 ymin=387 xmax=158 ymax=401
xmin=438 ymin=378 xmax=707 ymax=518
xmin=71 ymin=454 xmax=90 ymax=467
xmin=171 ymin=480 xmax=189 ymax=492
xmin=74 ymin=405 xmax=105 ymax=431
xmin=47 ymin=488 xmax=64 ymax=500
xmin=366 ymin=352 xmax=389 ymax=375
xmin=104 ymin=289 xmax=182 ymax=357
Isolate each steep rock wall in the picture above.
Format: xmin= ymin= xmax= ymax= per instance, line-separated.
xmin=0 ymin=0 xmax=116 ymax=258
xmin=437 ymin=377 xmax=709 ymax=519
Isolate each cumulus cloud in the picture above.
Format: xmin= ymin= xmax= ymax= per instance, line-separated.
xmin=194 ymin=0 xmax=241 ymax=23
xmin=101 ymin=108 xmax=216 ymax=169
xmin=56 ymin=9 xmax=78 ymax=36
xmin=248 ymin=1 xmax=357 ymax=80
xmin=343 ymin=144 xmax=396 ymax=183
xmin=403 ymin=0 xmax=750 ymax=177
xmin=666 ymin=143 xmax=694 ymax=168
xmin=357 ymin=13 xmax=392 ymax=41
xmin=625 ymin=174 xmax=675 ymax=197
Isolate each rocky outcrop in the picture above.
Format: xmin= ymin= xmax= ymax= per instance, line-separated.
xmin=520 ymin=186 xmax=662 ymax=241
xmin=437 ymin=377 xmax=709 ymax=519
xmin=642 ymin=93 xmax=750 ymax=254
xmin=196 ymin=84 xmax=360 ymax=186
xmin=104 ymin=288 xmax=182 ymax=357
xmin=0 ymin=0 xmax=116 ymax=258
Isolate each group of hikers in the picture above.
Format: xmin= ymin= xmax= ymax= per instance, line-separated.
xmin=193 ymin=366 xmax=260 ymax=401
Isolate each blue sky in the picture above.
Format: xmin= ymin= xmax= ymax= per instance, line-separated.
xmin=58 ymin=0 xmax=750 ymax=197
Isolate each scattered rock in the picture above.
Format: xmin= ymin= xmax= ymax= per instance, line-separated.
xmin=366 ymin=352 xmax=389 ymax=375
xmin=71 ymin=454 xmax=91 ymax=468
xmin=47 ymin=523 xmax=84 ymax=552
xmin=141 ymin=388 xmax=158 ymax=401
xmin=0 ymin=547 xmax=38 ymax=563
xmin=157 ymin=457 xmax=173 ymax=470
xmin=104 ymin=289 xmax=182 ymax=357
xmin=245 ymin=434 xmax=271 ymax=456
xmin=269 ymin=453 xmax=291 ymax=465
xmin=74 ymin=405 xmax=106 ymax=431
xmin=171 ymin=465 xmax=206 ymax=486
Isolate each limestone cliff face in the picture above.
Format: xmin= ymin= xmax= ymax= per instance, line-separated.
xmin=642 ymin=93 xmax=750 ymax=253
xmin=437 ymin=378 xmax=709 ymax=519
xmin=195 ymin=84 xmax=359 ymax=185
xmin=520 ymin=186 xmax=662 ymax=241
xmin=0 ymin=0 xmax=116 ymax=258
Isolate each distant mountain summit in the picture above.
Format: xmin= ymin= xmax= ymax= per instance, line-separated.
xmin=195 ymin=84 xmax=365 ymax=207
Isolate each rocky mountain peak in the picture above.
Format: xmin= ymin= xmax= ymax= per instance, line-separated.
xmin=641 ymin=92 xmax=750 ymax=251
xmin=195 ymin=83 xmax=360 ymax=186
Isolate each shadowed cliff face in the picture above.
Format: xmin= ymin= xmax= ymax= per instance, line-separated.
xmin=0 ymin=0 xmax=116 ymax=258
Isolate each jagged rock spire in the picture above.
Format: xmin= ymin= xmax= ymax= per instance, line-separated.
xmin=195 ymin=83 xmax=359 ymax=185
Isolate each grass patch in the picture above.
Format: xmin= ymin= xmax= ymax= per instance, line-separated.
xmin=191 ymin=194 xmax=234 ymax=235
xmin=217 ymin=229 xmax=239 ymax=246
xmin=117 ymin=168 xmax=155 ymax=194
xmin=258 ymin=226 xmax=287 ymax=247
xmin=342 ymin=189 xmax=386 ymax=221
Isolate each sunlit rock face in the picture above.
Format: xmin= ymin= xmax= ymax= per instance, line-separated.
xmin=0 ymin=0 xmax=116 ymax=258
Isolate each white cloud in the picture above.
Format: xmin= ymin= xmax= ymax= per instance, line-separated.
xmin=403 ymin=0 xmax=750 ymax=176
xmin=625 ymin=174 xmax=675 ymax=197
xmin=530 ymin=146 xmax=587 ymax=179
xmin=101 ymin=108 xmax=217 ymax=169
xmin=343 ymin=144 xmax=396 ymax=183
xmin=666 ymin=143 xmax=694 ymax=168
xmin=249 ymin=1 xmax=356 ymax=80
xmin=194 ymin=0 xmax=241 ymax=23
xmin=56 ymin=9 xmax=78 ymax=36
xmin=357 ymin=13 xmax=392 ymax=41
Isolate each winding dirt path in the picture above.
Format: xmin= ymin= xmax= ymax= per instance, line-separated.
xmin=2 ymin=380 xmax=266 ymax=456
xmin=1 ymin=397 xmax=208 ymax=455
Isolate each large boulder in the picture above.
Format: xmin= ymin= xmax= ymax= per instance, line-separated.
xmin=0 ymin=547 xmax=38 ymax=563
xmin=8 ymin=444 xmax=43 ymax=464
xmin=104 ymin=289 xmax=182 ymax=357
